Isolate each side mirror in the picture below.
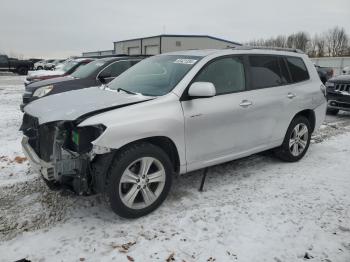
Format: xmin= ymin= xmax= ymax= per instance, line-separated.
xmin=188 ymin=82 xmax=216 ymax=98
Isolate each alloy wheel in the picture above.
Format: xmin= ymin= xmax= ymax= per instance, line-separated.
xmin=289 ymin=123 xmax=308 ymax=157
xmin=119 ymin=157 xmax=166 ymax=209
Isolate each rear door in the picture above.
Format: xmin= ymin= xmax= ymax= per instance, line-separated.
xmin=244 ymin=54 xmax=293 ymax=144
xmin=284 ymin=56 xmax=322 ymax=121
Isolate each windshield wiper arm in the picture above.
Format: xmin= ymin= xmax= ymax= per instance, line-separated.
xmin=117 ymin=88 xmax=137 ymax=95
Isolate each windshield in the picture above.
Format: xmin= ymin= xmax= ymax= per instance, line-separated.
xmin=107 ymin=55 xmax=201 ymax=96
xmin=71 ymin=60 xmax=106 ymax=78
xmin=60 ymin=60 xmax=79 ymax=73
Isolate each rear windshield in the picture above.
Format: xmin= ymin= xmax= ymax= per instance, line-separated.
xmin=71 ymin=60 xmax=106 ymax=78
xmin=60 ymin=60 xmax=79 ymax=73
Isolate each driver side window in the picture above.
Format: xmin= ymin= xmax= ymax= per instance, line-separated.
xmin=194 ymin=57 xmax=246 ymax=95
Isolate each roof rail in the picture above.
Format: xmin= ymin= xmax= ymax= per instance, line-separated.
xmin=233 ymin=46 xmax=304 ymax=54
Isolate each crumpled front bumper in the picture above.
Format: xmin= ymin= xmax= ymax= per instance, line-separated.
xmin=21 ymin=136 xmax=54 ymax=180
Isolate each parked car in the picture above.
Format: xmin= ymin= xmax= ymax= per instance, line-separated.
xmin=21 ymin=48 xmax=326 ymax=218
xmin=315 ymin=65 xmax=334 ymax=84
xmin=0 ymin=55 xmax=34 ymax=75
xmin=44 ymin=59 xmax=65 ymax=70
xmin=325 ymin=74 xmax=350 ymax=115
xmin=25 ymin=58 xmax=95 ymax=86
xmin=34 ymin=59 xmax=54 ymax=70
xmin=21 ymin=56 xmax=145 ymax=110
xmin=29 ymin=58 xmax=42 ymax=64
xmin=342 ymin=66 xmax=350 ymax=75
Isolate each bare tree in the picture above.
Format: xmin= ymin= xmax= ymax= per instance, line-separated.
xmin=325 ymin=26 xmax=348 ymax=56
xmin=307 ymin=35 xmax=318 ymax=57
xmin=245 ymin=27 xmax=349 ymax=57
xmin=286 ymin=32 xmax=309 ymax=52
xmin=315 ymin=35 xmax=326 ymax=57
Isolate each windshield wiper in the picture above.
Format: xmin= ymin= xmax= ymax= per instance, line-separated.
xmin=117 ymin=88 xmax=138 ymax=95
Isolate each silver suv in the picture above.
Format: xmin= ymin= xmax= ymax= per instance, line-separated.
xmin=21 ymin=48 xmax=327 ymax=218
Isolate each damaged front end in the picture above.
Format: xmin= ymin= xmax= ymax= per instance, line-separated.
xmin=21 ymin=113 xmax=107 ymax=194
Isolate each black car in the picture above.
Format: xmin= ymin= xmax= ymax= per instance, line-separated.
xmin=325 ymin=74 xmax=350 ymax=115
xmin=315 ymin=65 xmax=334 ymax=84
xmin=21 ymin=56 xmax=145 ymax=111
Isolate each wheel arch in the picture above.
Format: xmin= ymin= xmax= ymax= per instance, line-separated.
xmin=293 ymin=109 xmax=316 ymax=133
xmin=118 ymin=136 xmax=181 ymax=174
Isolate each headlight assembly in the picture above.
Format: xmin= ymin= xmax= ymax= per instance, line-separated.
xmin=33 ymin=85 xmax=54 ymax=97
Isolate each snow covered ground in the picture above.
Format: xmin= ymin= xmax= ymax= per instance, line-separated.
xmin=0 ymin=76 xmax=350 ymax=262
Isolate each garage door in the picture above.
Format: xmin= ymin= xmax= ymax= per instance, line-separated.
xmin=128 ymin=47 xmax=140 ymax=55
xmin=145 ymin=45 xmax=159 ymax=55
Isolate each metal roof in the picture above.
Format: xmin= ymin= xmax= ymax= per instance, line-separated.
xmin=113 ymin=34 xmax=241 ymax=46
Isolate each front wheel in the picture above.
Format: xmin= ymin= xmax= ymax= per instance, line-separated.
xmin=106 ymin=143 xmax=173 ymax=218
xmin=274 ymin=116 xmax=311 ymax=162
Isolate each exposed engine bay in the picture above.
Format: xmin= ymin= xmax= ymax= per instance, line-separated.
xmin=21 ymin=113 xmax=108 ymax=194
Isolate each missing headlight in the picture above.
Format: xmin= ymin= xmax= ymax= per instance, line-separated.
xmin=64 ymin=124 xmax=106 ymax=154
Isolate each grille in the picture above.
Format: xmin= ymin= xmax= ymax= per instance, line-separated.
xmin=335 ymin=83 xmax=350 ymax=93
xmin=39 ymin=125 xmax=55 ymax=162
xmin=21 ymin=114 xmax=55 ymax=162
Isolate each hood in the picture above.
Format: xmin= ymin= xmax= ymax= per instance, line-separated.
xmin=329 ymin=74 xmax=350 ymax=83
xmin=24 ymin=87 xmax=154 ymax=124
xmin=28 ymin=70 xmax=65 ymax=77
xmin=25 ymin=76 xmax=75 ymax=91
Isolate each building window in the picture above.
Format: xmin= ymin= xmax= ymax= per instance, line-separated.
xmin=176 ymin=41 xmax=182 ymax=47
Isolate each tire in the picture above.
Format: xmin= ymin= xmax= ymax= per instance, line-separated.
xmin=17 ymin=67 xmax=28 ymax=75
xmin=326 ymin=108 xmax=339 ymax=115
xmin=37 ymin=66 xmax=43 ymax=70
xmin=106 ymin=143 xmax=173 ymax=218
xmin=274 ymin=116 xmax=311 ymax=162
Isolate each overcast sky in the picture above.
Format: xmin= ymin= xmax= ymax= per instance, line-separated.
xmin=1 ymin=0 xmax=349 ymax=59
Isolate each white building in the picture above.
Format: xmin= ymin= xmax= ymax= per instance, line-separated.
xmin=113 ymin=34 xmax=241 ymax=55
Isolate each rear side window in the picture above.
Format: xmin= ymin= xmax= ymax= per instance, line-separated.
xmin=285 ymin=57 xmax=309 ymax=83
xmin=109 ymin=61 xmax=133 ymax=77
xmin=194 ymin=57 xmax=245 ymax=95
xmin=100 ymin=61 xmax=134 ymax=78
xmin=248 ymin=55 xmax=284 ymax=89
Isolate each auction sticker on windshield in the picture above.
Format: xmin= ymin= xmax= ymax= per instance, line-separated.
xmin=173 ymin=59 xmax=197 ymax=65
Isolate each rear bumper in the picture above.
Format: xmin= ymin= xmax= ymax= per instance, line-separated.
xmin=21 ymin=136 xmax=54 ymax=180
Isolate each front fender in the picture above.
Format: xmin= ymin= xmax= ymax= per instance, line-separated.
xmin=79 ymin=94 xmax=187 ymax=171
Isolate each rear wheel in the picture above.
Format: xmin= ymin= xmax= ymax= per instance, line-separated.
xmin=326 ymin=108 xmax=339 ymax=115
xmin=274 ymin=116 xmax=311 ymax=162
xmin=106 ymin=143 xmax=173 ymax=218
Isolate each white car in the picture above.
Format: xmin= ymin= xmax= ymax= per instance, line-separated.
xmin=34 ymin=59 xmax=54 ymax=70
xmin=21 ymin=48 xmax=327 ymax=218
xmin=342 ymin=66 xmax=350 ymax=75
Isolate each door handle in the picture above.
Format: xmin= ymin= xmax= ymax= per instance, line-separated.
xmin=287 ymin=92 xmax=296 ymax=99
xmin=239 ymin=100 xmax=252 ymax=107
